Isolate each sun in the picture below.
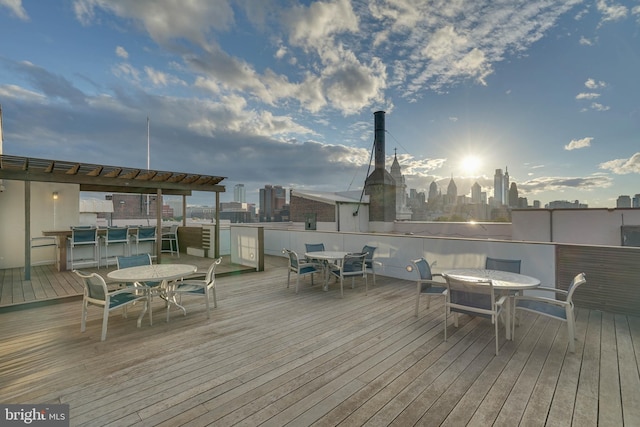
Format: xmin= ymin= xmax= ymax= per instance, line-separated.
xmin=460 ymin=155 xmax=482 ymax=175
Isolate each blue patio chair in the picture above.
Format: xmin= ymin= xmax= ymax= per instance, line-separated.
xmin=361 ymin=245 xmax=379 ymax=285
xmin=444 ymin=275 xmax=507 ymax=356
xmin=485 ymin=257 xmax=521 ymax=273
xmin=161 ymin=224 xmax=180 ymax=257
xmin=115 ymin=254 xmax=160 ymax=307
xmin=167 ymin=257 xmax=222 ymax=321
xmin=304 ymin=243 xmax=326 ymax=267
xmin=513 ymin=272 xmax=587 ymax=352
xmin=283 ymin=249 xmax=319 ymax=294
xmin=410 ymin=258 xmax=447 ymax=317
xmin=102 ymin=226 xmax=130 ymax=267
xmin=133 ymin=226 xmax=157 ymax=256
xmin=68 ymin=227 xmax=99 ymax=270
xmin=328 ymin=252 xmax=367 ymax=298
xmin=74 ymin=270 xmax=150 ymax=341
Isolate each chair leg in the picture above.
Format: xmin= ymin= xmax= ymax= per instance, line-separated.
xmin=415 ymin=282 xmax=421 ymax=317
xmin=101 ymin=306 xmax=109 ymax=341
xmin=205 ymin=288 xmax=211 ymax=319
xmin=81 ymin=300 xmax=88 ymax=332
xmin=494 ymin=314 xmax=500 ymax=356
xmin=444 ymin=304 xmax=448 ymax=342
xmin=340 ymin=277 xmax=344 ymax=298
xmin=567 ymin=307 xmax=576 ymax=353
xmin=212 ymin=287 xmax=217 ymax=308
xmin=287 ymin=270 xmax=291 ymax=289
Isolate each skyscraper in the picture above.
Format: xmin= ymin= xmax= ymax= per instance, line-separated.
xmin=503 ymin=167 xmax=510 ymax=206
xmin=234 ymin=184 xmax=246 ymax=203
xmin=494 ymin=169 xmax=504 ymax=205
xmin=471 ymin=182 xmax=482 ymax=204
xmin=259 ymin=185 xmax=286 ymax=221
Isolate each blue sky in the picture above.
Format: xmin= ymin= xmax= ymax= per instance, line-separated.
xmin=1 ymin=0 xmax=639 ymax=208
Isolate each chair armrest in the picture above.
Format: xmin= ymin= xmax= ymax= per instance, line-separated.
xmin=496 ymin=295 xmax=508 ymax=307
xmin=515 ymin=295 xmax=569 ymax=307
xmin=108 ymin=287 xmax=143 ymax=297
xmin=529 ymin=286 xmax=569 ymax=295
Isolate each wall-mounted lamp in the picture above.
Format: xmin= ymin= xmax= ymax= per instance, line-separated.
xmin=52 ymin=192 xmax=59 ymax=200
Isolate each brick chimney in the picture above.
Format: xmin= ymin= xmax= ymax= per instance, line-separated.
xmin=364 ymin=111 xmax=396 ymax=229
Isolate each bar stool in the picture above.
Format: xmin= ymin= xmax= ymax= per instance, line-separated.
xmin=132 ymin=226 xmax=157 ymax=256
xmin=68 ymin=226 xmax=99 ymax=269
xmin=102 ymin=226 xmax=130 ymax=267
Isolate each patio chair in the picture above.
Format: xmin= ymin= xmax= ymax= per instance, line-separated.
xmin=444 ymin=275 xmax=507 ymax=356
xmin=116 ymin=254 xmax=162 ymax=294
xmin=283 ymin=249 xmax=319 ymax=293
xmin=101 ymin=226 xmax=130 ymax=267
xmin=410 ymin=258 xmax=447 ymax=317
xmin=132 ymin=226 xmax=156 ymax=256
xmin=485 ymin=257 xmax=521 ymax=273
xmin=68 ymin=226 xmax=100 ymax=270
xmin=304 ymin=243 xmax=326 ymax=267
xmin=166 ymin=257 xmax=222 ymax=321
xmin=513 ymin=272 xmax=587 ymax=352
xmin=360 ymin=245 xmax=379 ymax=285
xmin=74 ymin=270 xmax=150 ymax=341
xmin=161 ymin=224 xmax=180 ymax=257
xmin=328 ymin=252 xmax=368 ymax=298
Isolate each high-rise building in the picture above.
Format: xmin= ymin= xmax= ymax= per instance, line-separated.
xmin=233 ymin=184 xmax=246 ymax=203
xmin=446 ymin=176 xmax=457 ymax=205
xmin=493 ymin=169 xmax=503 ymax=205
xmin=428 ymin=181 xmax=439 ymax=202
xmin=471 ymin=182 xmax=482 ymax=204
xmin=633 ymin=194 xmax=640 ymax=208
xmin=503 ymin=167 xmax=510 ymax=206
xmin=390 ymin=151 xmax=412 ymax=220
xmin=508 ymin=182 xmax=519 ymax=207
xmin=617 ymin=195 xmax=631 ymax=208
xmin=259 ymin=185 xmax=286 ymax=221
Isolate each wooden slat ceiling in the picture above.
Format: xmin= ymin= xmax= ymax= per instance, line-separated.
xmin=0 ymin=154 xmax=226 ymax=195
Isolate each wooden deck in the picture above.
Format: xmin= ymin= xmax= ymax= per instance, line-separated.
xmin=0 ymin=253 xmax=257 ymax=308
xmin=1 ymin=258 xmax=639 ymax=426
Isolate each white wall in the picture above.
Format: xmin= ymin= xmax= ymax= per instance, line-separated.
xmin=230 ymin=226 xmax=260 ymax=269
xmin=512 ymin=208 xmax=640 ymax=245
xmin=264 ymin=229 xmax=556 ymax=286
xmin=0 ymin=180 xmax=79 ymax=268
xmin=393 ymin=221 xmax=512 ymax=240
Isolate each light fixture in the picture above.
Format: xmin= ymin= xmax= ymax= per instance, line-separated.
xmin=52 ymin=192 xmax=59 ymax=200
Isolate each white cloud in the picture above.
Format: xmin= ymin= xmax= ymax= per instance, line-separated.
xmin=285 ymin=0 xmax=358 ymax=48
xmin=144 ymin=67 xmax=185 ymax=87
xmin=565 ymin=137 xmax=593 ymax=150
xmin=422 ymin=26 xmax=468 ymax=60
xmin=585 ymin=78 xmax=607 ymax=89
xmin=115 ymin=46 xmax=128 ymax=59
xmin=579 ymin=36 xmax=593 ymax=46
xmin=0 ymin=0 xmax=29 ymax=20
xmin=591 ymin=102 xmax=610 ymax=111
xmin=600 ymin=153 xmax=640 ymax=174
xmin=596 ymin=0 xmax=628 ymax=25
xmin=0 ymin=84 xmax=47 ymax=102
xmin=74 ymin=0 xmax=235 ymax=46
xmin=576 ymin=92 xmax=600 ymax=100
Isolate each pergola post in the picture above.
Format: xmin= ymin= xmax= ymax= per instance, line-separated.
xmin=24 ymin=181 xmax=31 ymax=280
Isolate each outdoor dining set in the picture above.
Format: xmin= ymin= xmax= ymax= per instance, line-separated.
xmin=74 ymin=254 xmax=221 ymax=341
xmin=75 ymin=241 xmax=587 ymax=356
xmin=285 ymin=243 xmax=587 ymax=356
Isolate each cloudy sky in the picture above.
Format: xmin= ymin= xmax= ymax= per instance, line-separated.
xmin=1 ymin=0 xmax=639 ymax=207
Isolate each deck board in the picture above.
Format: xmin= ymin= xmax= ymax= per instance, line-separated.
xmin=0 ymin=256 xmax=638 ymax=426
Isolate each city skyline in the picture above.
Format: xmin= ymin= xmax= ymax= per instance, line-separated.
xmin=1 ymin=1 xmax=639 ymax=208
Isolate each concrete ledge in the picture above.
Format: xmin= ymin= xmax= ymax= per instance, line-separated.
xmin=186 ymin=247 xmax=207 ymax=257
